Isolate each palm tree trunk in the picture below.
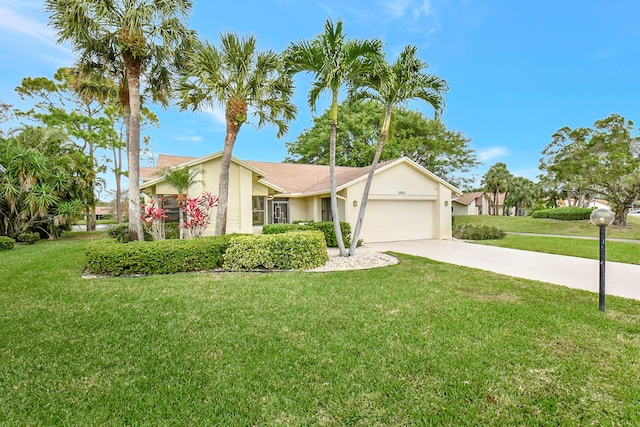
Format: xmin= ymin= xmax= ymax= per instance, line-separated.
xmin=125 ymin=61 xmax=144 ymax=241
xmin=329 ymin=92 xmax=347 ymax=256
xmin=349 ymin=106 xmax=391 ymax=256
xmin=215 ymin=100 xmax=245 ymax=236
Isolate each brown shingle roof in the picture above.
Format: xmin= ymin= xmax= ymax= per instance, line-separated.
xmin=245 ymin=160 xmax=395 ymax=195
xmin=454 ymin=191 xmax=486 ymax=206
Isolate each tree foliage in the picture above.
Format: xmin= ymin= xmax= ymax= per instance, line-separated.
xmin=45 ymin=0 xmax=195 ymax=241
xmin=286 ymin=101 xmax=477 ymax=187
xmin=482 ymin=162 xmax=512 ymax=215
xmin=177 ymin=33 xmax=297 ymax=236
xmin=539 ymin=113 xmax=640 ymax=226
xmin=284 ymin=18 xmax=381 ymax=256
xmin=0 ymin=127 xmax=87 ymax=238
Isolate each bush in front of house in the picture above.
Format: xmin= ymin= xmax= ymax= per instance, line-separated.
xmin=222 ymin=231 xmax=329 ymax=271
xmin=107 ymin=223 xmax=155 ymax=242
xmin=264 ymin=221 xmax=351 ymax=248
xmin=531 ymin=207 xmax=594 ymax=220
xmin=262 ymin=223 xmax=313 ymax=234
xmin=0 ymin=236 xmax=16 ymax=251
xmin=17 ymin=232 xmax=40 ymax=244
xmin=453 ymin=224 xmax=506 ymax=240
xmin=84 ymin=235 xmax=236 ymax=276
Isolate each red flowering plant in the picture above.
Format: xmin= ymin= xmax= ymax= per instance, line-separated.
xmin=140 ymin=197 xmax=167 ymax=241
xmin=184 ymin=192 xmax=219 ymax=238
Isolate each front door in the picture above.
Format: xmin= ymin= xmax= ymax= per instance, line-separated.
xmin=271 ymin=200 xmax=289 ymax=224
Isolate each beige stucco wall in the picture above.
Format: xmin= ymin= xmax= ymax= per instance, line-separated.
xmin=341 ymin=162 xmax=453 ymax=241
xmin=452 ymin=202 xmax=475 ymax=216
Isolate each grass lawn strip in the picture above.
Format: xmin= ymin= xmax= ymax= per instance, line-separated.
xmin=473 ymin=234 xmax=640 ymax=265
xmin=1 ymin=237 xmax=639 ymax=425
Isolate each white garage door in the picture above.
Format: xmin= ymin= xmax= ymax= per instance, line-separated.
xmin=360 ymin=200 xmax=435 ymax=242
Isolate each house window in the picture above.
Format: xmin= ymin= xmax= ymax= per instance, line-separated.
xmin=159 ymin=195 xmax=179 ymax=222
xmin=252 ymin=196 xmax=266 ymax=226
xmin=321 ymin=197 xmax=333 ymax=222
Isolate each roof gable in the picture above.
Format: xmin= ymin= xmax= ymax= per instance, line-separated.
xmin=139 ymin=153 xmax=460 ymax=196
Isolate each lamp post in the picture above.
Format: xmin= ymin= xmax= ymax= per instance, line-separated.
xmin=590 ymin=208 xmax=615 ymax=311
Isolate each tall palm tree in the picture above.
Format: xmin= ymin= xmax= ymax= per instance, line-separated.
xmin=285 ymin=19 xmax=382 ymax=256
xmin=177 ymin=33 xmax=297 ymax=236
xmin=347 ymin=45 xmax=448 ymax=255
xmin=157 ymin=165 xmax=200 ymax=239
xmin=45 ymin=0 xmax=195 ymax=241
xmin=482 ymin=162 xmax=512 ymax=215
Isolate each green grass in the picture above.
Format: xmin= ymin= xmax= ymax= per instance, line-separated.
xmin=454 ymin=214 xmax=640 ymax=240
xmin=1 ymin=237 xmax=640 ymax=425
xmin=473 ymin=234 xmax=640 ymax=264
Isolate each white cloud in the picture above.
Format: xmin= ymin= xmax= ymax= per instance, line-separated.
xmin=385 ymin=0 xmax=433 ymax=19
xmin=201 ymin=105 xmax=226 ymax=125
xmin=174 ymin=135 xmax=203 ymax=143
xmin=478 ymin=146 xmax=509 ymax=162
xmin=0 ymin=4 xmax=73 ymax=60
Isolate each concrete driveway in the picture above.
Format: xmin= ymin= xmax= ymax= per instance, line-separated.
xmin=365 ymin=239 xmax=640 ymax=302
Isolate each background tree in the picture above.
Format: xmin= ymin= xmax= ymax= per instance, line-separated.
xmin=178 ymin=33 xmax=296 ymax=236
xmin=539 ymin=126 xmax=594 ymax=207
xmin=0 ymin=127 xmax=86 ymax=238
xmin=286 ymin=101 xmax=476 ymax=188
xmin=285 ymin=19 xmax=382 ymax=256
xmin=587 ymin=114 xmax=640 ymax=225
xmin=156 ymin=165 xmax=201 ymax=239
xmin=346 ymin=45 xmax=448 ymax=255
xmin=505 ymin=177 xmax=539 ymax=216
xmin=539 ymin=114 xmax=640 ymax=225
xmin=45 ymin=0 xmax=195 ymax=241
xmin=482 ymin=162 xmax=512 ymax=215
xmin=15 ymin=67 xmax=117 ymax=231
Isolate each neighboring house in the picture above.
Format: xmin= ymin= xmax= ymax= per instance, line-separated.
xmin=140 ymin=153 xmax=462 ymax=243
xmin=451 ymin=192 xmax=492 ymax=216
xmin=558 ymin=198 xmax=609 ymax=209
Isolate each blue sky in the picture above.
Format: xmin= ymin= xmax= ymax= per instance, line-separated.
xmin=2 ymin=0 xmax=640 ymax=193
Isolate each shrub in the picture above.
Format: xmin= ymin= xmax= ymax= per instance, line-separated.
xmin=531 ymin=207 xmax=594 ymax=220
xmin=165 ymin=222 xmax=180 ymax=240
xmin=310 ymin=221 xmax=351 ymax=248
xmin=262 ymin=221 xmax=351 ymax=248
xmin=222 ymin=231 xmax=328 ymax=271
xmin=0 ymin=236 xmax=15 ymax=251
xmin=262 ymin=223 xmax=313 ymax=234
xmin=106 ymin=223 xmax=152 ymax=243
xmin=85 ymin=235 xmax=236 ymax=276
xmin=453 ymin=224 xmax=506 ymax=240
xmin=17 ymin=232 xmax=40 ymax=244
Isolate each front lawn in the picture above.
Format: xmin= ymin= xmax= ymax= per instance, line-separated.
xmin=473 ymin=234 xmax=640 ymax=265
xmin=455 ymin=215 xmax=640 ymax=240
xmin=1 ymin=237 xmax=639 ymax=425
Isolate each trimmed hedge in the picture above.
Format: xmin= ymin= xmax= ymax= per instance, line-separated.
xmin=263 ymin=221 xmax=351 ymax=248
xmin=17 ymin=232 xmax=40 ymax=244
xmin=531 ymin=207 xmax=594 ymax=220
xmin=262 ymin=223 xmax=313 ymax=234
xmin=85 ymin=235 xmax=236 ymax=276
xmin=0 ymin=236 xmax=15 ymax=251
xmin=453 ymin=224 xmax=506 ymax=240
xmin=223 ymin=231 xmax=328 ymax=271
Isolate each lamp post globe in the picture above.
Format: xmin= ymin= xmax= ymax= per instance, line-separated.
xmin=590 ymin=208 xmax=615 ymax=312
xmin=590 ymin=208 xmax=615 ymax=227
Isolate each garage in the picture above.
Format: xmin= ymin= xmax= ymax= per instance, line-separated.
xmin=360 ymin=199 xmax=435 ymax=242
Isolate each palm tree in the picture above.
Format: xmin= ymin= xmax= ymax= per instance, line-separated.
xmin=45 ymin=0 xmax=195 ymax=241
xmin=482 ymin=162 xmax=512 ymax=215
xmin=177 ymin=33 xmax=297 ymax=236
xmin=157 ymin=165 xmax=200 ymax=239
xmin=285 ymin=19 xmax=382 ymax=256
xmin=347 ymin=45 xmax=448 ymax=255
